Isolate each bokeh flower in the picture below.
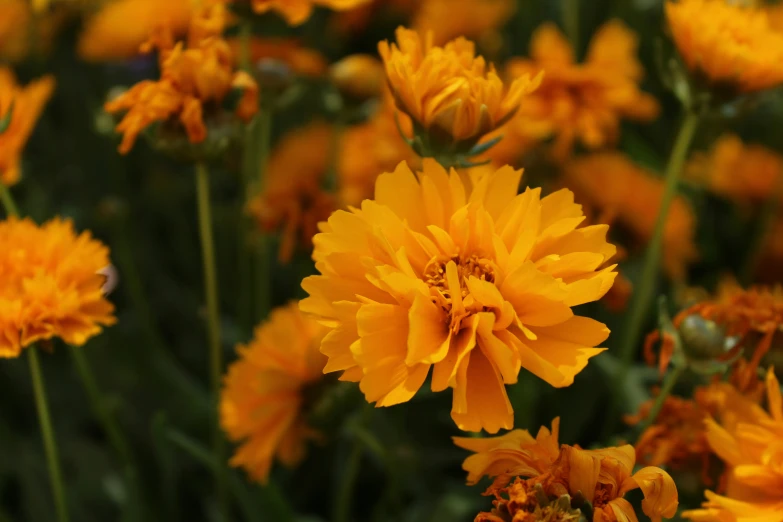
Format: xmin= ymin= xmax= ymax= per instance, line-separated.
xmin=665 ymin=0 xmax=783 ymax=95
xmin=0 ymin=0 xmax=31 ymax=61
xmin=220 ymin=302 xmax=327 ymax=483
xmin=104 ymin=3 xmax=258 ymax=154
xmin=0 ymin=217 xmax=116 ymax=357
xmin=77 ymin=0 xmax=192 ymax=61
xmin=378 ymin=27 xmax=541 ymax=149
xmin=412 ymin=0 xmax=515 ymax=47
xmin=494 ymin=20 xmax=659 ymax=162
xmin=562 ymin=152 xmax=698 ymax=281
xmin=228 ymin=37 xmax=327 ymax=78
xmin=0 ymin=68 xmax=55 ymax=186
xmin=248 ymin=0 xmax=371 ymax=26
xmin=329 ymin=54 xmax=385 ymax=100
xmin=301 ymin=159 xmax=617 ymax=433
xmin=683 ymin=369 xmax=783 ymax=522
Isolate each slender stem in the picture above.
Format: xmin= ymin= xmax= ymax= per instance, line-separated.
xmin=255 ymin=109 xmax=273 ymax=321
xmin=195 ymin=162 xmax=227 ymax=518
xmin=740 ymin=177 xmax=783 ymax=285
xmin=562 ymin=0 xmax=579 ymax=54
xmin=238 ymin=21 xmax=252 ymax=73
xmin=28 ymin=347 xmax=70 ymax=522
xmin=0 ymin=183 xmax=19 ymax=218
xmin=334 ymin=441 xmax=363 ymax=522
xmin=639 ymin=365 xmax=685 ymax=432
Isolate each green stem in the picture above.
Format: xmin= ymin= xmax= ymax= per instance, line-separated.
xmin=255 ymin=109 xmax=273 ymax=321
xmin=28 ymin=347 xmax=70 ymax=522
xmin=740 ymin=177 xmax=783 ymax=285
xmin=195 ymin=162 xmax=227 ymax=518
xmin=238 ymin=21 xmax=252 ymax=73
xmin=562 ymin=0 xmax=579 ymax=53
xmin=334 ymin=441 xmax=363 ymax=522
xmin=0 ymin=183 xmax=19 ymax=218
xmin=639 ymin=365 xmax=684 ymax=432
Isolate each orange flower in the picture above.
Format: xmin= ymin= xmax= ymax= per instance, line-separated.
xmin=104 ymin=3 xmax=258 ymax=154
xmin=563 ymin=152 xmax=698 ymax=281
xmin=247 ymin=123 xmax=335 ymax=263
xmin=412 ymin=0 xmax=515 ymax=47
xmin=494 ymin=20 xmax=658 ymax=163
xmin=0 ymin=68 xmax=55 ymax=186
xmin=220 ymin=302 xmax=327 ymax=483
xmin=301 ymin=159 xmax=617 ymax=433
xmin=683 ymin=369 xmax=783 ymax=522
xmin=476 ymin=476 xmax=581 ymax=522
xmin=249 ymin=0 xmax=371 ymax=26
xmin=0 ymin=217 xmax=117 ymax=357
xmin=77 ymin=0 xmax=192 ymax=61
xmin=666 ymin=0 xmax=783 ymax=94
xmin=329 ymin=54 xmax=385 ymax=100
xmin=378 ymin=27 xmax=541 ymax=146
xmin=687 ymin=134 xmax=783 ymax=207
xmin=0 ymin=0 xmax=31 ymax=61
xmin=227 ymin=37 xmax=327 ymax=77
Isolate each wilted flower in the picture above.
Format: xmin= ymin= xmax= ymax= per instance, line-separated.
xmin=77 ymin=0 xmax=192 ymax=61
xmin=220 ymin=302 xmax=327 ymax=483
xmin=248 ymin=0 xmax=371 ymax=26
xmin=0 ymin=217 xmax=117 ymax=357
xmin=378 ymin=27 xmax=541 ymax=153
xmin=494 ymin=20 xmax=659 ymax=162
xmin=104 ymin=3 xmax=258 ymax=154
xmin=665 ymin=0 xmax=783 ymax=96
xmin=301 ymin=159 xmax=617 ymax=433
xmin=412 ymin=0 xmax=515 ymax=47
xmin=0 ymin=68 xmax=55 ymax=186
xmin=476 ymin=478 xmax=581 ymax=522
xmin=563 ymin=152 xmax=698 ymax=281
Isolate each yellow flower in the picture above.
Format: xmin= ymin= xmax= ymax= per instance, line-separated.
xmin=220 ymin=302 xmax=327 ymax=483
xmin=77 ymin=0 xmax=192 ymax=61
xmin=687 ymin=134 xmax=783 ymax=207
xmin=378 ymin=27 xmax=541 ymax=147
xmin=301 ymin=159 xmax=617 ymax=433
xmin=104 ymin=3 xmax=258 ymax=154
xmin=412 ymin=0 xmax=515 ymax=47
xmin=0 ymin=217 xmax=116 ymax=358
xmin=563 ymin=152 xmax=698 ymax=282
xmin=0 ymin=68 xmax=55 ymax=186
xmin=495 ymin=20 xmax=659 ymax=162
xmin=665 ymin=0 xmax=783 ymax=94
xmin=683 ymin=369 xmax=783 ymax=522
xmin=249 ymin=0 xmax=371 ymax=26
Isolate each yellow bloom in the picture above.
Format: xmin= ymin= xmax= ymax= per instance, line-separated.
xmin=683 ymin=369 xmax=783 ymax=522
xmin=301 ymin=159 xmax=617 ymax=433
xmin=249 ymin=0 xmax=371 ymax=26
xmin=495 ymin=20 xmax=659 ymax=162
xmin=0 ymin=68 xmax=55 ymax=186
xmin=104 ymin=3 xmax=258 ymax=154
xmin=77 ymin=0 xmax=192 ymax=61
xmin=378 ymin=27 xmax=541 ymax=147
xmin=563 ymin=152 xmax=698 ymax=282
xmin=665 ymin=0 xmax=783 ymax=94
xmin=220 ymin=302 xmax=327 ymax=483
xmin=0 ymin=218 xmax=116 ymax=358
xmin=412 ymin=0 xmax=515 ymax=47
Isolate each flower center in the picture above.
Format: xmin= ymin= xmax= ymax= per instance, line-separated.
xmin=424 ymin=254 xmax=496 ymax=331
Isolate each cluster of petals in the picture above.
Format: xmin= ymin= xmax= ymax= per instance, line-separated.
xmin=250 ymin=0 xmax=371 ymax=26
xmin=0 ymin=67 xmax=55 ymax=185
xmin=665 ymin=0 xmax=783 ymax=94
xmin=0 ymin=217 xmax=116 ymax=357
xmin=456 ymin=418 xmax=679 ymax=522
xmin=301 ymin=159 xmax=617 ymax=433
xmin=378 ymin=27 xmax=542 ymax=144
xmin=491 ymin=20 xmax=658 ymax=163
xmin=104 ymin=3 xmax=258 ymax=154
xmin=220 ymin=302 xmax=327 ymax=483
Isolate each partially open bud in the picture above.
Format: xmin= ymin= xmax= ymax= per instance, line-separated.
xmin=329 ymin=54 xmax=384 ymax=102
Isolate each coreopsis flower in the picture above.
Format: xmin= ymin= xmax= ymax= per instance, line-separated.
xmin=665 ymin=0 xmax=783 ymax=96
xmin=104 ymin=3 xmax=259 ymax=154
xmin=458 ymin=419 xmax=679 ymax=522
xmin=495 ymin=21 xmax=659 ymax=162
xmin=220 ymin=302 xmax=327 ymax=483
xmin=0 ymin=68 xmax=55 ymax=186
xmin=0 ymin=218 xmax=117 ymax=357
xmin=563 ymin=152 xmax=698 ymax=281
xmin=301 ymin=159 xmax=617 ymax=433
xmin=687 ymin=134 xmax=783 ymax=207
xmin=329 ymin=54 xmax=385 ymax=100
xmin=412 ymin=0 xmax=515 ymax=47
xmin=247 ymin=0 xmax=371 ymax=26
xmin=77 ymin=0 xmax=192 ymax=61
xmin=378 ymin=27 xmax=542 ymax=155
xmin=683 ymin=369 xmax=783 ymax=522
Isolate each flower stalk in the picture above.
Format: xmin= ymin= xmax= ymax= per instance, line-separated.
xmin=639 ymin=364 xmax=685 ymax=432
xmin=254 ymin=107 xmax=273 ymax=321
xmin=0 ymin=183 xmax=19 ymax=218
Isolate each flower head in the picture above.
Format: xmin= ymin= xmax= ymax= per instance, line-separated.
xmin=665 ymin=0 xmax=783 ymax=95
xmin=378 ymin=27 xmax=541 ymax=148
xmin=0 ymin=217 xmax=116 ymax=357
xmin=77 ymin=0 xmax=192 ymax=61
xmin=301 ymin=159 xmax=617 ymax=433
xmin=494 ymin=20 xmax=658 ymax=162
xmin=220 ymin=302 xmax=327 ymax=483
xmin=0 ymin=68 xmax=55 ymax=186
xmin=249 ymin=0 xmax=371 ymax=26
xmin=104 ymin=3 xmax=258 ymax=154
